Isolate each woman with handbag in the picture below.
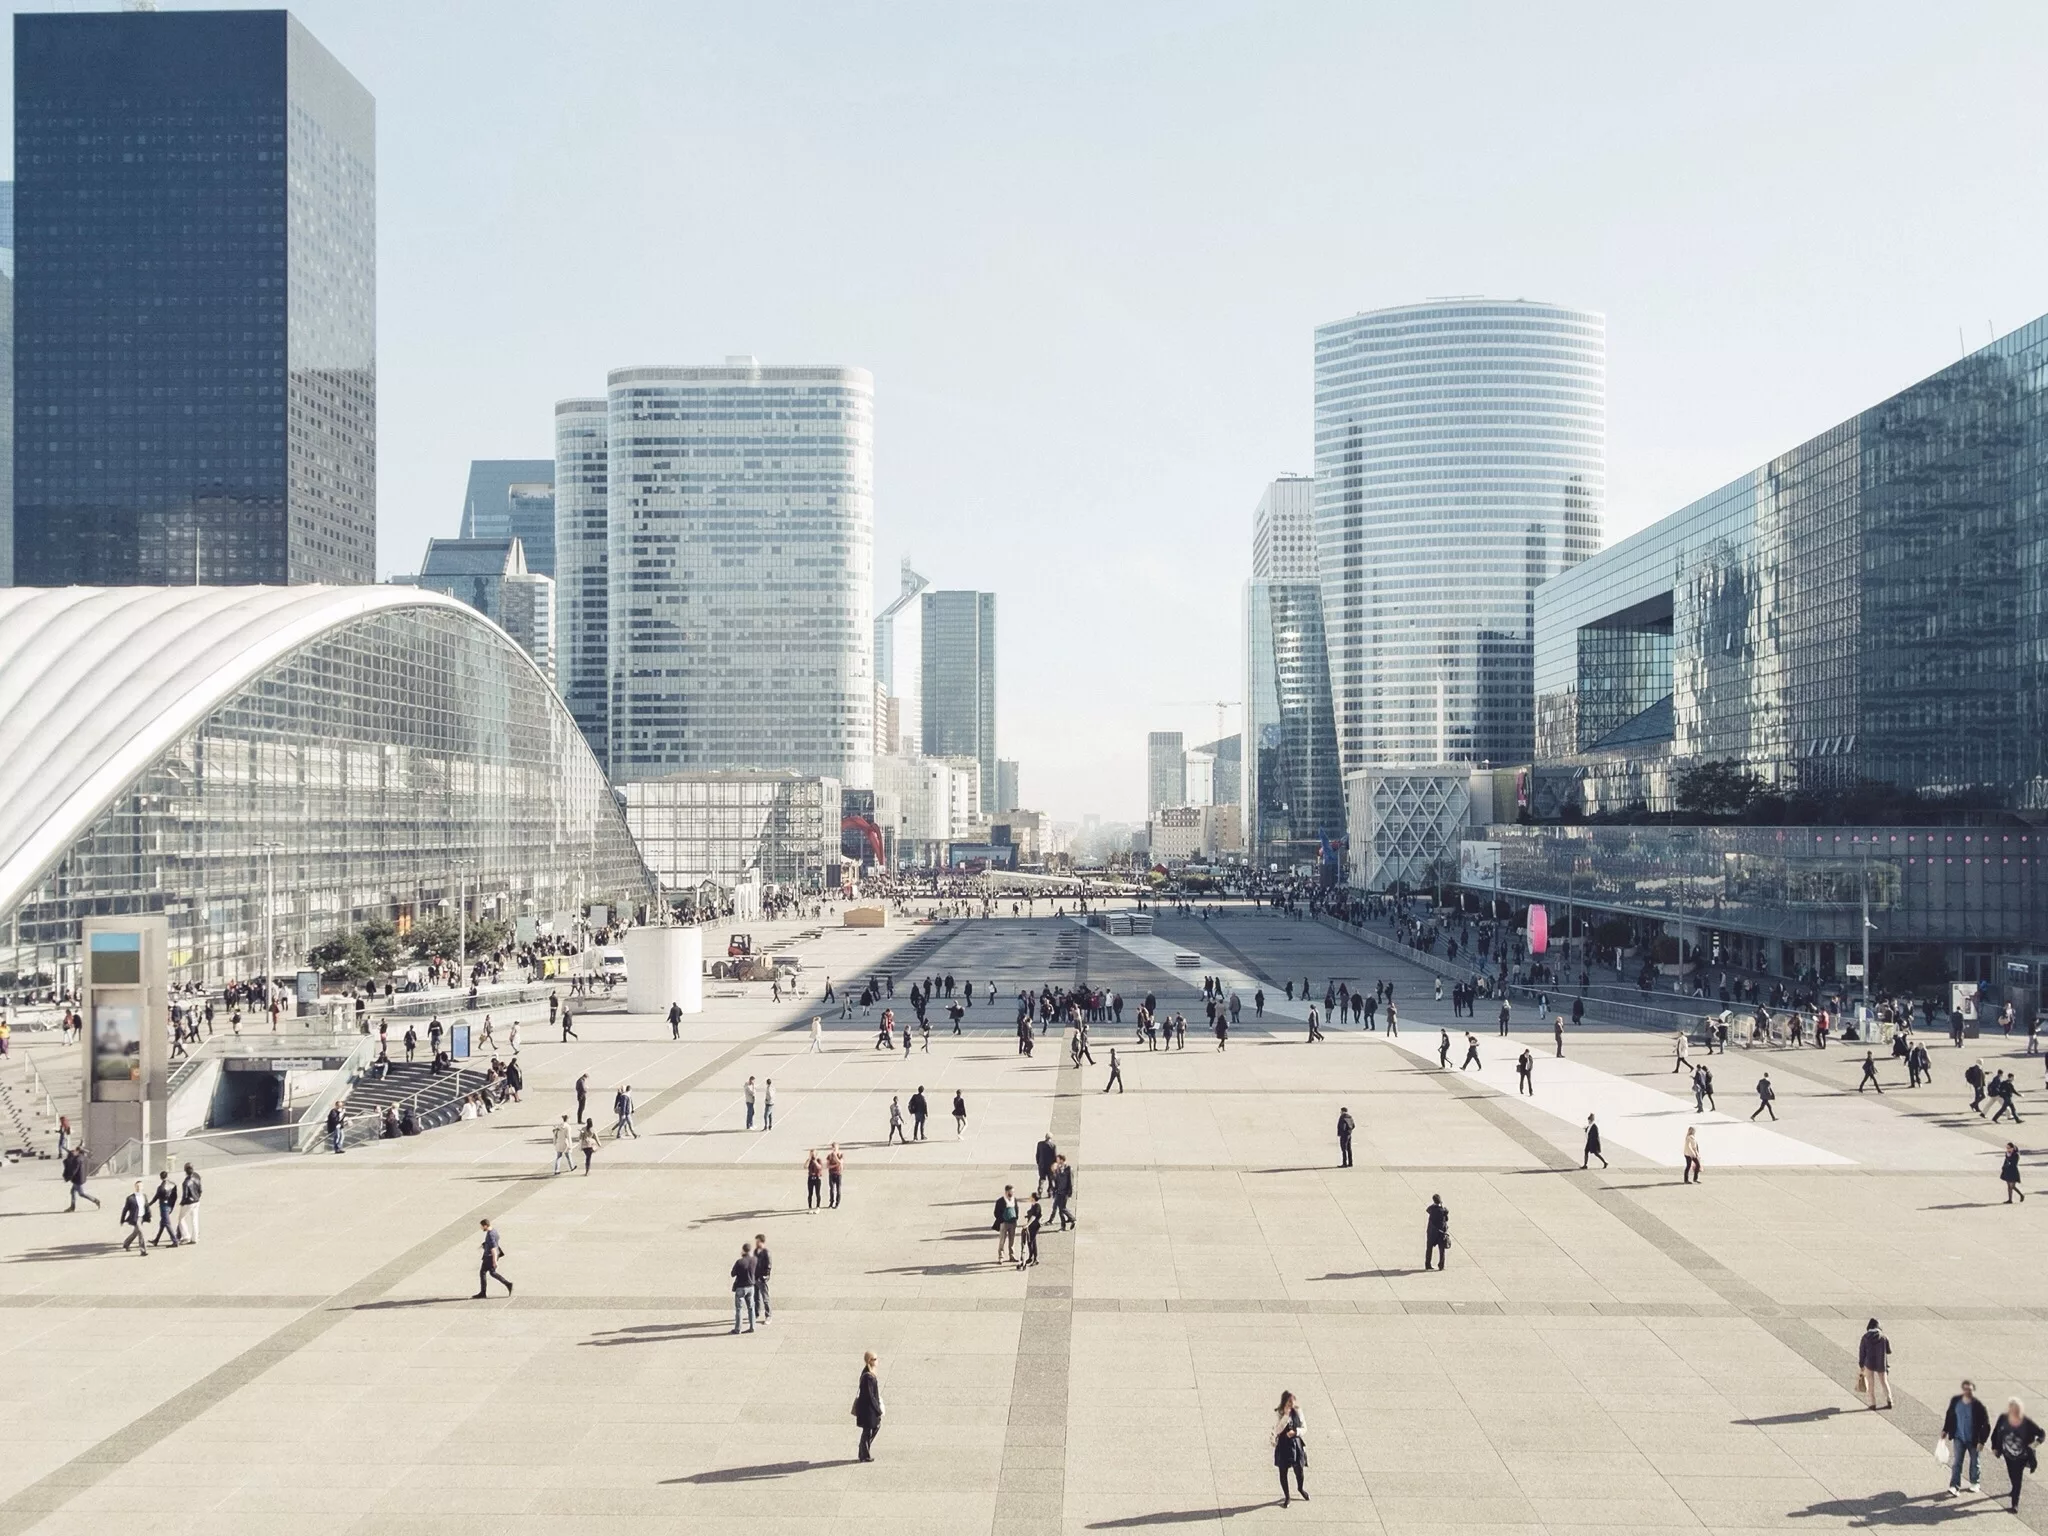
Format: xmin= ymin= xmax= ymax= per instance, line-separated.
xmin=1272 ymin=1390 xmax=1308 ymax=1505
xmin=1993 ymin=1398 xmax=2044 ymax=1512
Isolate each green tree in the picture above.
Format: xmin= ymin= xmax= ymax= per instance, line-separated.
xmin=1672 ymin=759 xmax=1765 ymax=818
xmin=406 ymin=915 xmax=462 ymax=963
xmin=358 ymin=916 xmax=402 ymax=972
xmin=307 ymin=931 xmax=375 ymax=987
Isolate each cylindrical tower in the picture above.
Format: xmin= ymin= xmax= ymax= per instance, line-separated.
xmin=1313 ymin=299 xmax=1604 ymax=772
xmin=554 ymin=397 xmax=610 ymax=771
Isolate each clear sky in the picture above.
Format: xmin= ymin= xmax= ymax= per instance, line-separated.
xmin=6 ymin=2 xmax=2045 ymax=822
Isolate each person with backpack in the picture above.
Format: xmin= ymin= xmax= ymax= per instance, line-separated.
xmin=1424 ymin=1194 xmax=1450 ymax=1271
xmin=1750 ymin=1072 xmax=1777 ymax=1121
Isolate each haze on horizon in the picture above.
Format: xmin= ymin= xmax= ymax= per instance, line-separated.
xmin=4 ymin=0 xmax=2039 ymax=823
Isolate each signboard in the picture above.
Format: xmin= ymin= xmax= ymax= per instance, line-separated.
xmin=81 ymin=917 xmax=168 ymax=1159
xmin=1950 ymin=982 xmax=1979 ymax=1022
xmin=226 ymin=1056 xmax=351 ymax=1073
xmin=296 ymin=969 xmax=321 ymax=1007
xmin=588 ymin=905 xmax=609 ymax=929
xmin=1459 ymin=841 xmax=1501 ymax=886
xmin=516 ymin=915 xmax=538 ymax=945
xmin=451 ymin=1023 xmax=471 ymax=1060
xmin=1526 ymin=903 xmax=1548 ymax=956
xmin=1845 ymin=962 xmax=1865 ymax=978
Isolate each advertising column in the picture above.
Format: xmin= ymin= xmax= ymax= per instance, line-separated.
xmin=80 ymin=916 xmax=168 ymax=1165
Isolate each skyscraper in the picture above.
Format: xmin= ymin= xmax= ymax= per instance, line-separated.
xmin=603 ymin=361 xmax=874 ymax=786
xmin=0 ymin=181 xmax=13 ymax=586
xmin=1147 ymin=731 xmax=1185 ymax=817
xmin=920 ymin=590 xmax=997 ymax=807
xmin=410 ymin=536 xmax=555 ymax=683
xmin=1251 ymin=474 xmax=1317 ymax=581
xmin=554 ymin=399 xmax=609 ymax=767
xmin=12 ymin=10 xmax=375 ymax=586
xmin=1245 ymin=582 xmax=1344 ymax=871
xmin=1314 ymin=300 xmax=1603 ymax=772
xmin=460 ymin=459 xmax=557 ymax=576
xmin=874 ymin=556 xmax=928 ymax=752
xmin=994 ymin=759 xmax=1020 ymax=815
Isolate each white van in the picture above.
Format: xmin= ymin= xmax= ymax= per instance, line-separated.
xmin=599 ymin=948 xmax=628 ymax=984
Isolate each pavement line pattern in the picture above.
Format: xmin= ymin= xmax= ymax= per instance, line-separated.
xmin=0 ymin=995 xmax=877 ymax=1536
xmin=991 ymin=929 xmax=1086 ymax=1536
xmin=1425 ymin=1070 xmax=2048 ymax=1536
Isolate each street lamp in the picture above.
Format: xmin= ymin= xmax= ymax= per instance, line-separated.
xmin=254 ymin=841 xmax=284 ymax=995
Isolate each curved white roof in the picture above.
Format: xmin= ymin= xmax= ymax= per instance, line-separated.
xmin=0 ymin=585 xmax=489 ymax=921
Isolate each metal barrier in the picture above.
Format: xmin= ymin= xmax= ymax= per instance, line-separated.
xmin=291 ymin=1032 xmax=380 ymax=1152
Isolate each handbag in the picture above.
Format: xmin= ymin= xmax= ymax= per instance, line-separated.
xmin=1855 ymin=1368 xmax=1868 ymax=1395
xmin=1935 ymin=1436 xmax=1954 ymax=1465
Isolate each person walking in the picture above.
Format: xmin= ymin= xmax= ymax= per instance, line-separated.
xmin=575 ymin=1071 xmax=589 ymax=1124
xmin=886 ymin=1095 xmax=907 ymax=1145
xmin=1993 ymin=1399 xmax=2044 ymax=1513
xmin=827 ymin=1143 xmax=844 ymax=1208
xmin=613 ymin=1084 xmax=638 ymax=1138
xmin=902 ymin=1087 xmax=924 ymax=1141
xmin=1384 ymin=1000 xmax=1398 ymax=1037
xmin=751 ymin=1234 xmax=772 ymax=1326
xmin=1858 ymin=1051 xmax=1883 ymax=1093
xmin=1993 ymin=1073 xmax=2023 ymax=1124
xmin=559 ymin=1005 xmax=578 ymax=1042
xmin=762 ymin=1079 xmax=775 ymax=1131
xmin=993 ymin=1185 xmax=1020 ymax=1263
xmin=1943 ymin=1379 xmax=1992 ymax=1495
xmin=1692 ymin=1062 xmax=1714 ymax=1112
xmin=474 ymin=1219 xmax=513 ymax=1298
xmin=1497 ymin=999 xmax=1511 ymax=1037
xmin=1272 ymin=1391 xmax=1309 ymax=1506
xmin=1016 ymin=1196 xmax=1042 ymax=1270
xmin=1672 ymin=1029 xmax=1690 ymax=1074
xmin=1515 ymin=1050 xmax=1533 ymax=1095
xmin=1423 ymin=1194 xmax=1450 ymax=1271
xmin=1050 ymin=1155 xmax=1076 ymax=1229
xmin=744 ymin=1076 xmax=757 ymax=1130
xmin=175 ymin=1164 xmax=202 ymax=1243
xmin=1336 ymin=1107 xmax=1355 ymax=1167
xmin=1460 ymin=1033 xmax=1482 ymax=1071
xmin=952 ymin=1090 xmax=967 ymax=1136
xmin=578 ymin=1119 xmax=599 ymax=1174
xmin=1035 ymin=1133 xmax=1058 ymax=1197
xmin=810 ymin=1016 xmax=824 ymax=1053
xmin=1682 ymin=1127 xmax=1702 ymax=1184
xmin=2003 ymin=1142 xmax=2026 ymax=1203
xmin=1858 ymin=1318 xmax=1894 ymax=1410
xmin=326 ymin=1100 xmax=346 ymax=1154
xmin=1582 ymin=1113 xmax=1607 ymax=1170
xmin=551 ymin=1115 xmax=575 ymax=1175
xmin=806 ymin=1149 xmax=825 ymax=1210
xmin=1438 ymin=1029 xmax=1451 ymax=1069
xmin=1750 ymin=1072 xmax=1777 ymax=1121
xmin=1104 ymin=1048 xmax=1124 ymax=1093
xmin=729 ymin=1242 xmax=757 ymax=1333
xmin=1554 ymin=1014 xmax=1566 ymax=1058
xmin=1305 ymin=1006 xmax=1324 ymax=1043
xmin=1967 ymin=1059 xmax=1988 ymax=1114
xmin=854 ymin=1352 xmax=884 ymax=1462
xmin=146 ymin=1171 xmax=181 ymax=1247
xmin=119 ymin=1181 xmax=150 ymax=1256
xmin=1214 ymin=1015 xmax=1228 ymax=1050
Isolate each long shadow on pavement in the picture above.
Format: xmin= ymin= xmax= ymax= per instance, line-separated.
xmin=1087 ymin=1505 xmax=1273 ymax=1528
xmin=662 ymin=1459 xmax=857 ymax=1484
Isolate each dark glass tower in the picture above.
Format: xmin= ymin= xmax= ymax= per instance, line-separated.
xmin=12 ymin=9 xmax=375 ymax=586
xmin=921 ymin=590 xmax=997 ymax=809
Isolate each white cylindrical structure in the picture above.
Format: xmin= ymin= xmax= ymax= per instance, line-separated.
xmin=625 ymin=925 xmax=702 ymax=1016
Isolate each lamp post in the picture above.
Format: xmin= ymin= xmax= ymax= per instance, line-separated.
xmin=255 ymin=841 xmax=283 ymax=994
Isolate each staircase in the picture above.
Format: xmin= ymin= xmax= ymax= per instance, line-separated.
xmin=329 ymin=1061 xmax=491 ymax=1149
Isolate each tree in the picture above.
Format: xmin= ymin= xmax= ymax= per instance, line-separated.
xmin=307 ymin=931 xmax=376 ymax=987
xmin=359 ymin=916 xmax=401 ymax=972
xmin=1672 ymin=759 xmax=1765 ymax=818
xmin=406 ymin=915 xmax=462 ymax=963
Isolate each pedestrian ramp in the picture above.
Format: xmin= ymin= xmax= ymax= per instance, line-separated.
xmin=1384 ymin=1034 xmax=1853 ymax=1168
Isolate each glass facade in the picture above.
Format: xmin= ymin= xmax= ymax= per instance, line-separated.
xmin=1 ymin=596 xmax=654 ymax=989
xmin=12 ymin=11 xmax=374 ymax=586
xmin=1314 ymin=300 xmax=1604 ymax=772
xmin=0 ymin=178 xmax=12 ymax=587
xmin=920 ymin=589 xmax=997 ymax=808
xmin=410 ymin=537 xmax=554 ymax=683
xmin=1250 ymin=474 xmax=1317 ymax=581
xmin=1535 ymin=312 xmax=2048 ymax=814
xmin=1146 ymin=731 xmax=1184 ymax=818
xmin=459 ymin=460 xmax=557 ymax=578
xmin=553 ymin=399 xmax=610 ymax=769
xmin=620 ymin=773 xmax=842 ymax=897
xmin=604 ymin=364 xmax=874 ymax=787
xmin=1244 ymin=581 xmax=1345 ymax=869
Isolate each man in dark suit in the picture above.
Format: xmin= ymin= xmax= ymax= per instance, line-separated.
xmin=1336 ymin=1108 xmax=1356 ymax=1168
xmin=854 ymin=1351 xmax=884 ymax=1461
xmin=1424 ymin=1195 xmax=1450 ymax=1271
xmin=1050 ymin=1156 xmax=1077 ymax=1229
xmin=1034 ymin=1134 xmax=1057 ymax=1197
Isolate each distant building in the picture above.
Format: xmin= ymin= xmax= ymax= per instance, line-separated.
xmin=620 ymin=772 xmax=841 ymax=897
xmin=458 ymin=459 xmax=556 ymax=577
xmin=409 ymin=537 xmax=555 ymax=682
xmin=13 ymin=10 xmax=375 ymax=586
xmin=1147 ymin=731 xmax=1185 ymax=817
xmin=0 ymin=180 xmax=12 ymax=585
xmin=921 ymin=590 xmax=997 ymax=808
xmin=1245 ymin=582 xmax=1343 ymax=872
xmin=1195 ymin=734 xmax=1242 ymax=805
xmin=1184 ymin=748 xmax=1215 ymax=807
xmin=1149 ymin=803 xmax=1242 ymax=865
xmin=994 ymin=759 xmax=1020 ymax=815
xmin=874 ymin=558 xmax=929 ymax=751
xmin=553 ymin=399 xmax=610 ymax=768
xmin=1251 ymin=475 xmax=1317 ymax=581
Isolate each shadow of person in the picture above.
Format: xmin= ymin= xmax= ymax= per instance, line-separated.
xmin=662 ymin=1459 xmax=858 ymax=1484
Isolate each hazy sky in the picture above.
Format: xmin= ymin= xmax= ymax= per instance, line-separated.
xmin=7 ymin=3 xmax=2045 ymax=821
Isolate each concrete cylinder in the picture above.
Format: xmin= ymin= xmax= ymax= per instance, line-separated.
xmin=625 ymin=926 xmax=703 ymax=1016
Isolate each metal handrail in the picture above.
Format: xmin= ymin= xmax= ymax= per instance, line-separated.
xmin=290 ymin=1032 xmax=379 ymax=1152
xmin=332 ymin=1062 xmax=495 ymax=1150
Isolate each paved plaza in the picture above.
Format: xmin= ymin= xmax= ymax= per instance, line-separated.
xmin=3 ymin=908 xmax=2046 ymax=1534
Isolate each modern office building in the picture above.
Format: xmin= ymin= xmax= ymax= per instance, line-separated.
xmin=994 ymin=759 xmax=1021 ymax=816
xmin=408 ymin=537 xmax=555 ymax=683
xmin=0 ymin=179 xmax=13 ymax=586
xmin=12 ymin=10 xmax=375 ymax=587
xmin=1195 ymin=734 xmax=1242 ymax=806
xmin=554 ymin=399 xmax=610 ymax=768
xmin=619 ymin=772 xmax=841 ymax=898
xmin=1251 ymin=475 xmax=1317 ymax=581
xmin=921 ymin=589 xmax=997 ymax=806
xmin=1184 ymin=748 xmax=1215 ymax=807
xmin=1534 ymin=311 xmax=2048 ymax=819
xmin=459 ymin=459 xmax=556 ymax=577
xmin=1147 ymin=731 xmax=1185 ymax=817
xmin=874 ymin=557 xmax=928 ymax=753
xmin=1245 ymin=581 xmax=1344 ymax=871
xmin=1314 ymin=300 xmax=1603 ymax=774
xmin=602 ymin=361 xmax=874 ymax=787
xmin=0 ymin=586 xmax=655 ymax=990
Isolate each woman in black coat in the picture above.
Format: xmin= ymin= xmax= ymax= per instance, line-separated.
xmin=1272 ymin=1390 xmax=1307 ymax=1505
xmin=2002 ymin=1143 xmax=2025 ymax=1204
xmin=854 ymin=1351 xmax=884 ymax=1461
xmin=1993 ymin=1398 xmax=2044 ymax=1512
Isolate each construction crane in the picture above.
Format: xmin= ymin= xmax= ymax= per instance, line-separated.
xmin=1158 ymin=699 xmax=1241 ymax=747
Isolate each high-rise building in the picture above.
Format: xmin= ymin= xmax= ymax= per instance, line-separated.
xmin=0 ymin=180 xmax=13 ymax=586
xmin=994 ymin=759 xmax=1020 ymax=816
xmin=874 ymin=557 xmax=929 ymax=752
xmin=1251 ymin=475 xmax=1317 ymax=581
xmin=459 ymin=459 xmax=556 ymax=576
xmin=554 ymin=399 xmax=609 ymax=768
xmin=1195 ymin=734 xmax=1242 ymax=805
xmin=1245 ymin=581 xmax=1344 ymax=871
xmin=410 ymin=536 xmax=555 ymax=683
xmin=1314 ymin=300 xmax=1603 ymax=772
xmin=12 ymin=10 xmax=375 ymax=586
xmin=921 ymin=590 xmax=997 ymax=806
xmin=1147 ymin=731 xmax=1185 ymax=816
xmin=603 ymin=361 xmax=874 ymax=786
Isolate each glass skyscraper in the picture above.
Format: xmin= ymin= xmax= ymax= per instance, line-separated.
xmin=12 ymin=10 xmax=375 ymax=586
xmin=603 ymin=362 xmax=874 ymax=787
xmin=459 ymin=459 xmax=556 ymax=577
xmin=1314 ymin=300 xmax=1603 ymax=772
xmin=554 ymin=399 xmax=610 ymax=768
xmin=920 ymin=589 xmax=997 ymax=808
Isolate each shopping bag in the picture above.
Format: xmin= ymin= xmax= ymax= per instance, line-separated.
xmin=1935 ymin=1436 xmax=1954 ymax=1465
